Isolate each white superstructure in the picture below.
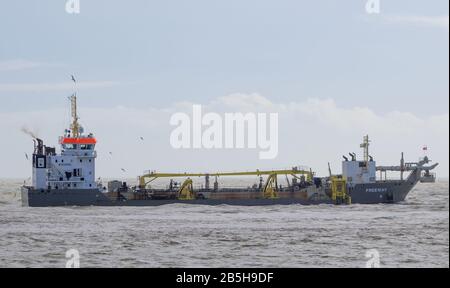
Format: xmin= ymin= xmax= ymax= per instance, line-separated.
xmin=31 ymin=95 xmax=98 ymax=190
xmin=342 ymin=135 xmax=377 ymax=186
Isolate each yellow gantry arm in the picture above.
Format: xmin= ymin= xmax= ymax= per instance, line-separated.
xmin=138 ymin=169 xmax=314 ymax=189
xmin=139 ymin=172 xmax=206 ymax=188
xmin=263 ymin=173 xmax=279 ymax=199
xmin=178 ymin=178 xmax=195 ymax=200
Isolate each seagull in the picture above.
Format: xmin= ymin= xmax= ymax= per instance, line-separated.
xmin=121 ymin=168 xmax=126 ymax=172
xmin=24 ymin=153 xmax=29 ymax=160
xmin=71 ymin=75 xmax=76 ymax=83
xmin=140 ymin=136 xmax=144 ymax=141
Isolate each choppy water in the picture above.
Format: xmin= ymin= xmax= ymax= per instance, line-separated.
xmin=0 ymin=179 xmax=448 ymax=268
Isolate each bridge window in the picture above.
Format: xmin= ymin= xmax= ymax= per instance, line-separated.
xmin=63 ymin=144 xmax=77 ymax=150
xmin=80 ymin=144 xmax=94 ymax=150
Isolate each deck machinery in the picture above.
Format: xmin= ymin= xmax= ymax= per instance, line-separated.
xmin=21 ymin=95 xmax=439 ymax=207
xmin=136 ymin=168 xmax=315 ymax=200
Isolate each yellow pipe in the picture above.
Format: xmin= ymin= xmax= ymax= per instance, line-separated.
xmin=139 ymin=169 xmax=314 ymax=188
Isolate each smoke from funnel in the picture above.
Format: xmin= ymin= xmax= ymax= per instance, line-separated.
xmin=21 ymin=126 xmax=38 ymax=139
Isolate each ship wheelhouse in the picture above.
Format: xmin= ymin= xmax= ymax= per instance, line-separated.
xmin=60 ymin=134 xmax=97 ymax=156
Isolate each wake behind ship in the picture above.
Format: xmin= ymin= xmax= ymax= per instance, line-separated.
xmin=21 ymin=95 xmax=438 ymax=207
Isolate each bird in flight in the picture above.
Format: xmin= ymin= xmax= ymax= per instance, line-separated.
xmin=71 ymin=75 xmax=76 ymax=83
xmin=24 ymin=153 xmax=29 ymax=160
xmin=121 ymin=168 xmax=126 ymax=172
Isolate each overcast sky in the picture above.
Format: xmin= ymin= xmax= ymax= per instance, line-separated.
xmin=0 ymin=0 xmax=448 ymax=179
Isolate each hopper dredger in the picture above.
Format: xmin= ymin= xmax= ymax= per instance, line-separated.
xmin=21 ymin=95 xmax=439 ymax=207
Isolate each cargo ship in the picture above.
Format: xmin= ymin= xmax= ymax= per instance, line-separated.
xmin=21 ymin=95 xmax=438 ymax=207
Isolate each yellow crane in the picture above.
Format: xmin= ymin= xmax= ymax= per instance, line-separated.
xmin=138 ymin=168 xmax=314 ymax=200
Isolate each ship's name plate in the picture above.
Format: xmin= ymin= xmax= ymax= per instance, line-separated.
xmin=366 ymin=188 xmax=388 ymax=193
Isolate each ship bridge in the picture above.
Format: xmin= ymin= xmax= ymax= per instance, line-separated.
xmin=59 ymin=135 xmax=97 ymax=157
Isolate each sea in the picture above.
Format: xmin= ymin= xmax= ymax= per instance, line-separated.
xmin=0 ymin=179 xmax=448 ymax=268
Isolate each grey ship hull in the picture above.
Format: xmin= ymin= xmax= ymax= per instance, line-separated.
xmin=21 ymin=179 xmax=417 ymax=207
xmin=349 ymin=180 xmax=416 ymax=204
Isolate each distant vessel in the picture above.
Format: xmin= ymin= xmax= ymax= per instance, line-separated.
xmin=21 ymin=95 xmax=439 ymax=207
xmin=420 ymin=170 xmax=437 ymax=183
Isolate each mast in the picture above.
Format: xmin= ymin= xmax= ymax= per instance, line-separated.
xmin=360 ymin=135 xmax=370 ymax=164
xmin=70 ymin=94 xmax=80 ymax=138
xmin=69 ymin=74 xmax=80 ymax=138
xmin=400 ymin=152 xmax=405 ymax=180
